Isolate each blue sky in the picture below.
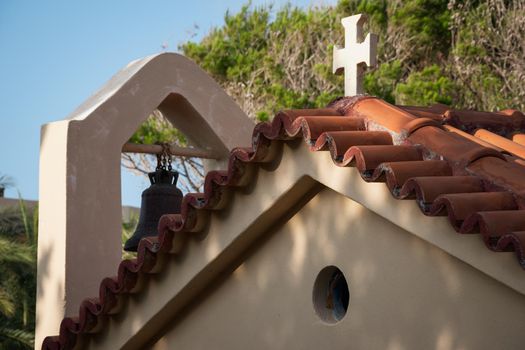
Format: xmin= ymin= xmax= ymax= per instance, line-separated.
xmin=0 ymin=0 xmax=336 ymax=207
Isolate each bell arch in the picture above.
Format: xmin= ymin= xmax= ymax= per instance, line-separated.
xmin=36 ymin=52 xmax=254 ymax=347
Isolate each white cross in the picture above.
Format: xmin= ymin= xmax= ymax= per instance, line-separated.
xmin=333 ymin=14 xmax=378 ymax=96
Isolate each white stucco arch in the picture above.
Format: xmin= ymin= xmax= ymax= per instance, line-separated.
xmin=36 ymin=53 xmax=254 ymax=347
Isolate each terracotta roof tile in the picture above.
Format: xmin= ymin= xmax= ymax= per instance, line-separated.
xmin=443 ymin=125 xmax=506 ymax=153
xmin=400 ymin=176 xmax=484 ymax=213
xmin=473 ymin=128 xmax=525 ymax=158
xmin=431 ymin=192 xmax=517 ymax=228
xmin=399 ymin=104 xmax=525 ymax=156
xmin=512 ymin=133 xmax=525 ymax=146
xmin=400 ymin=105 xmax=525 ymax=136
xmin=342 ymin=145 xmax=421 ymax=171
xmin=380 ymin=160 xmax=452 ymax=195
xmin=42 ymin=96 xmax=525 ymax=349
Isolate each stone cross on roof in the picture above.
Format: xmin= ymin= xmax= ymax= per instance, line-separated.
xmin=333 ymin=14 xmax=378 ymax=96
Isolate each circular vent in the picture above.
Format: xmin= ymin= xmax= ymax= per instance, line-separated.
xmin=312 ymin=266 xmax=350 ymax=324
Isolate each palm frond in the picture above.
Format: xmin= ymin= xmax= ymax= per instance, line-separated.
xmin=0 ymin=238 xmax=33 ymax=265
xmin=16 ymin=194 xmax=33 ymax=245
xmin=0 ymin=289 xmax=15 ymax=317
xmin=31 ymin=205 xmax=38 ymax=243
xmin=0 ymin=207 xmax=25 ymax=237
xmin=0 ymin=327 xmax=34 ymax=349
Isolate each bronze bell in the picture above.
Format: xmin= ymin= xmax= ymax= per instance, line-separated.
xmin=124 ymin=167 xmax=183 ymax=252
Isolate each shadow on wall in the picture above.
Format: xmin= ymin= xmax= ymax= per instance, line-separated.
xmin=148 ymin=151 xmax=525 ymax=349
xmin=35 ymin=244 xmax=62 ymax=330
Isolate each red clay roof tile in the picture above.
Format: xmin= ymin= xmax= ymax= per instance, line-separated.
xmin=42 ymin=96 xmax=525 ymax=350
xmin=473 ymin=128 xmax=525 ymax=158
xmin=512 ymin=133 xmax=525 ymax=146
xmin=444 ymin=125 xmax=506 ymax=153
xmin=343 ymin=145 xmax=421 ymax=171
xmin=431 ymin=192 xmax=517 ymax=228
xmin=315 ymin=130 xmax=392 ymax=159
xmin=400 ymin=176 xmax=484 ymax=206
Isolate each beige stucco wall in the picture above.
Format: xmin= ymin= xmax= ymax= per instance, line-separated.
xmin=152 ymin=188 xmax=525 ymax=350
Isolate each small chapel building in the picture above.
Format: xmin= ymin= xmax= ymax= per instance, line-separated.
xmin=36 ymin=14 xmax=525 ymax=350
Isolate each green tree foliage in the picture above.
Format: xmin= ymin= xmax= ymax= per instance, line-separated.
xmin=363 ymin=60 xmax=402 ymax=104
xmin=180 ymin=0 xmax=456 ymax=118
xmin=177 ymin=0 xmax=523 ymax=119
xmin=0 ymin=194 xmax=36 ymax=349
xmin=396 ymin=65 xmax=454 ymax=106
xmin=128 ymin=113 xmax=187 ymax=146
xmin=449 ymin=0 xmax=525 ymax=111
xmin=180 ymin=3 xmax=345 ymax=119
xmin=389 ymin=0 xmax=451 ymax=65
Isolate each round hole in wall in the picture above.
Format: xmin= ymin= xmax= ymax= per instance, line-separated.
xmin=312 ymin=266 xmax=349 ymax=324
